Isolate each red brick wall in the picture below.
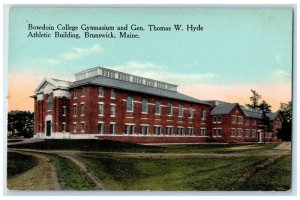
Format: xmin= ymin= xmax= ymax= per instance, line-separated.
xmin=210 ymin=106 xmax=262 ymax=143
xmin=34 ymin=94 xmax=70 ymax=134
xmin=69 ymin=85 xmax=211 ymax=136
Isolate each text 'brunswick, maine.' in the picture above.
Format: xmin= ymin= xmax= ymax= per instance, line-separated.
xmin=27 ymin=23 xmax=204 ymax=39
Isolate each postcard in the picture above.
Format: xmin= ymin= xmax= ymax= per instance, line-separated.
xmin=6 ymin=7 xmax=293 ymax=193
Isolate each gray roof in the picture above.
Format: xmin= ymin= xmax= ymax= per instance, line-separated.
xmin=210 ymin=103 xmax=238 ymax=115
xmin=211 ymin=103 xmax=280 ymax=120
xmin=240 ymin=106 xmax=263 ymax=119
xmin=70 ymin=75 xmax=210 ymax=105
xmin=267 ymin=112 xmax=279 ymax=120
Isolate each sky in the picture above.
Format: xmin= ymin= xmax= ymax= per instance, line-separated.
xmin=8 ymin=7 xmax=293 ymax=112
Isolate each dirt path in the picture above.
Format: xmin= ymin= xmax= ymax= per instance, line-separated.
xmin=59 ymin=154 xmax=106 ymax=190
xmin=7 ymin=150 xmax=61 ymax=190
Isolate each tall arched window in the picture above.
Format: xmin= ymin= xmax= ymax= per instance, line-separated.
xmin=47 ymin=95 xmax=52 ymax=110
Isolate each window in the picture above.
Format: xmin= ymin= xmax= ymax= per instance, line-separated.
xmin=166 ymin=126 xmax=174 ymax=136
xmin=98 ymin=123 xmax=104 ymax=134
xmin=231 ymin=115 xmax=237 ymax=124
xmin=142 ymin=99 xmax=148 ymax=113
xmin=237 ymin=129 xmax=243 ymax=137
xmin=253 ymin=120 xmax=257 ymax=126
xmin=245 ymin=129 xmax=250 ymax=137
xmin=73 ymin=104 xmax=77 ymax=116
xmin=213 ymin=116 xmax=217 ymax=123
xmin=98 ymin=103 xmax=104 ymax=115
xmin=213 ymin=128 xmax=222 ymax=136
xmin=252 ymin=129 xmax=256 ymax=138
xmin=154 ymin=126 xmax=162 ymax=135
xmin=177 ymin=127 xmax=185 ymax=136
xmin=81 ymin=87 xmax=86 ymax=97
xmin=201 ymin=109 xmax=206 ymax=120
xmin=98 ymin=87 xmax=104 ymax=97
xmin=245 ymin=118 xmax=250 ymax=126
xmin=278 ymin=123 xmax=282 ymax=129
xmin=238 ymin=116 xmax=243 ymax=125
xmin=81 ymin=122 xmax=85 ymax=132
xmin=110 ymin=123 xmax=115 ymax=134
xmin=231 ymin=128 xmax=236 ymax=137
xmin=155 ymin=101 xmax=161 ymax=115
xmin=218 ymin=116 xmax=222 ymax=123
xmin=81 ymin=104 xmax=85 ymax=115
xmin=47 ymin=95 xmax=52 ymax=110
xmin=73 ymin=90 xmax=77 ymax=98
xmin=111 ymin=89 xmax=116 ymax=99
xmin=200 ymin=128 xmax=206 ymax=136
xmin=168 ymin=103 xmax=173 ymax=116
xmin=140 ymin=125 xmax=149 ymax=135
xmin=178 ymin=105 xmax=183 ymax=117
xmin=188 ymin=128 xmax=194 ymax=136
xmin=125 ymin=124 xmax=135 ymax=135
xmin=73 ymin=123 xmax=77 ymax=132
xmin=62 ymin=123 xmax=66 ymax=132
xmin=127 ymin=97 xmax=134 ymax=112
xmin=62 ymin=106 xmax=66 ymax=116
xmin=189 ymin=107 xmax=194 ymax=118
xmin=110 ymin=104 xmax=116 ymax=116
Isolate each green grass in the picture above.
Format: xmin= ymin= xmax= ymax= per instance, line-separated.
xmin=10 ymin=139 xmax=278 ymax=154
xmin=7 ymin=152 xmax=38 ymax=179
xmin=240 ymin=155 xmax=291 ymax=191
xmin=48 ymin=155 xmax=96 ymax=190
xmin=77 ymin=154 xmax=267 ymax=191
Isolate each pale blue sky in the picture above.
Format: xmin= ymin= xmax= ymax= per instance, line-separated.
xmin=9 ymin=7 xmax=293 ymax=111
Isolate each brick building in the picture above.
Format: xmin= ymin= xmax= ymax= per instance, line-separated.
xmin=32 ymin=67 xmax=282 ymax=143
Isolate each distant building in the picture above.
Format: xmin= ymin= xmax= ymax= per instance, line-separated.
xmin=31 ymin=67 xmax=282 ymax=143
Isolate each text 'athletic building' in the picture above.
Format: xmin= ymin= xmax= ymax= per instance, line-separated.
xmin=32 ymin=67 xmax=283 ymax=143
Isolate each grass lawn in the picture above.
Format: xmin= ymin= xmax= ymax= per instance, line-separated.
xmin=10 ymin=139 xmax=279 ymax=154
xmin=7 ymin=152 xmax=38 ymax=179
xmin=240 ymin=155 xmax=291 ymax=191
xmin=48 ymin=155 xmax=96 ymax=190
xmin=77 ymin=154 xmax=267 ymax=191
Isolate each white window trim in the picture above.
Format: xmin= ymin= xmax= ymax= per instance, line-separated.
xmin=110 ymin=89 xmax=116 ymax=99
xmin=110 ymin=123 xmax=116 ymax=134
xmin=110 ymin=104 xmax=116 ymax=117
xmin=98 ymin=102 xmax=104 ymax=116
xmin=81 ymin=87 xmax=86 ymax=97
xmin=62 ymin=106 xmax=67 ymax=116
xmin=127 ymin=97 xmax=134 ymax=112
xmin=80 ymin=103 xmax=85 ymax=116
xmin=98 ymin=87 xmax=104 ymax=97
xmin=98 ymin=122 xmax=104 ymax=135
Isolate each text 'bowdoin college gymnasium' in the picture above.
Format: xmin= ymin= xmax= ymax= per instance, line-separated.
xmin=32 ymin=67 xmax=283 ymax=144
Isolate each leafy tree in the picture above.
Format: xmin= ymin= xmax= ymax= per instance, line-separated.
xmin=261 ymin=110 xmax=272 ymax=143
xmin=245 ymin=89 xmax=262 ymax=109
xmin=258 ymin=100 xmax=272 ymax=113
xmin=277 ymin=101 xmax=292 ymax=141
xmin=8 ymin=110 xmax=34 ymax=138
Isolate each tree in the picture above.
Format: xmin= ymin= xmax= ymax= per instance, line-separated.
xmin=8 ymin=110 xmax=34 ymax=138
xmin=258 ymin=100 xmax=272 ymax=113
xmin=245 ymin=89 xmax=262 ymax=109
xmin=277 ymin=101 xmax=292 ymax=141
xmin=261 ymin=110 xmax=272 ymax=143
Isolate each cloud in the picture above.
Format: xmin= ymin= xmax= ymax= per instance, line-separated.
xmin=42 ymin=59 xmax=61 ymax=65
xmin=179 ymin=82 xmax=291 ymax=112
xmin=272 ymin=70 xmax=291 ymax=81
xmin=60 ymin=43 xmax=103 ymax=60
xmin=110 ymin=61 xmax=216 ymax=86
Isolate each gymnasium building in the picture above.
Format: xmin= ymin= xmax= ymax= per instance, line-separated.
xmin=32 ymin=67 xmax=282 ymax=143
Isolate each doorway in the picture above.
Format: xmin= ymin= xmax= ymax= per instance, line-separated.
xmin=46 ymin=120 xmax=51 ymax=136
xmin=258 ymin=130 xmax=262 ymax=143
